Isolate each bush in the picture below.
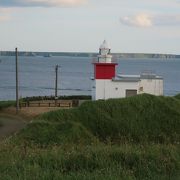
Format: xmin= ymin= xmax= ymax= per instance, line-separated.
xmin=0 ymin=101 xmax=15 ymax=111
xmin=21 ymin=95 xmax=91 ymax=102
xmin=16 ymin=94 xmax=180 ymax=145
xmin=175 ymin=94 xmax=180 ymax=100
xmin=1 ymin=94 xmax=180 ymax=179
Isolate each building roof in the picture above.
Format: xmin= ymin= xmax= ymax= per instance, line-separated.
xmin=100 ymin=40 xmax=111 ymax=49
xmin=113 ymin=74 xmax=140 ymax=82
xmin=140 ymin=73 xmax=163 ymax=80
xmin=112 ymin=73 xmax=163 ymax=82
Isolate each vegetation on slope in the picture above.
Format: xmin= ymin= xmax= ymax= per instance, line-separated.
xmin=17 ymin=94 xmax=180 ymax=145
xmin=175 ymin=93 xmax=180 ymax=100
xmin=0 ymin=101 xmax=15 ymax=111
xmin=0 ymin=94 xmax=180 ymax=179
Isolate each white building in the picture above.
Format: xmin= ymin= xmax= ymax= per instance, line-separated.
xmin=91 ymin=40 xmax=163 ymax=100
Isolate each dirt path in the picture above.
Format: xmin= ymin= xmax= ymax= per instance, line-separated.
xmin=0 ymin=106 xmax=68 ymax=140
xmin=2 ymin=106 xmax=67 ymax=118
xmin=0 ymin=114 xmax=27 ymax=140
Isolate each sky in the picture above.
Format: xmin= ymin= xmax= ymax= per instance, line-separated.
xmin=0 ymin=0 xmax=180 ymax=54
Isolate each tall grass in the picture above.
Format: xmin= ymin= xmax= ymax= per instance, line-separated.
xmin=175 ymin=93 xmax=180 ymax=100
xmin=1 ymin=94 xmax=180 ymax=179
xmin=17 ymin=94 xmax=180 ymax=145
xmin=0 ymin=101 xmax=15 ymax=111
xmin=0 ymin=143 xmax=179 ymax=179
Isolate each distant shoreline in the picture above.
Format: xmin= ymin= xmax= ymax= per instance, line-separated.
xmin=0 ymin=51 xmax=180 ymax=59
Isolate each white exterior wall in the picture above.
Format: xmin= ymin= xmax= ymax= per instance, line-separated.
xmin=98 ymin=57 xmax=112 ymax=63
xmin=92 ymin=78 xmax=163 ymax=100
xmin=92 ymin=80 xmax=139 ymax=100
xmin=139 ymin=79 xmax=163 ymax=96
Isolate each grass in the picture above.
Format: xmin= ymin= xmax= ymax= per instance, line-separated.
xmin=175 ymin=93 xmax=180 ymax=100
xmin=16 ymin=94 xmax=180 ymax=145
xmin=0 ymin=94 xmax=180 ymax=179
xmin=0 ymin=143 xmax=179 ymax=179
xmin=22 ymin=95 xmax=91 ymax=101
xmin=0 ymin=101 xmax=15 ymax=111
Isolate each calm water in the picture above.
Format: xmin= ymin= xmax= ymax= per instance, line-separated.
xmin=0 ymin=56 xmax=180 ymax=100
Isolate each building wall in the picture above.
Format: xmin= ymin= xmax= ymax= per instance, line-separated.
xmin=93 ymin=80 xmax=139 ymax=100
xmin=92 ymin=78 xmax=163 ymax=100
xmin=139 ymin=79 xmax=163 ymax=96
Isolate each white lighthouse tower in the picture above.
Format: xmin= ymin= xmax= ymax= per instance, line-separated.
xmin=92 ymin=40 xmax=118 ymax=100
xmin=98 ymin=40 xmax=113 ymax=63
xmin=91 ymin=40 xmax=163 ymax=100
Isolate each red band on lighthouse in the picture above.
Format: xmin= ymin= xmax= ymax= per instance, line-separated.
xmin=94 ymin=63 xmax=117 ymax=79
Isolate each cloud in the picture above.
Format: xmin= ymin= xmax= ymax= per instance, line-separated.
xmin=120 ymin=13 xmax=180 ymax=27
xmin=0 ymin=16 xmax=10 ymax=21
xmin=120 ymin=13 xmax=152 ymax=27
xmin=0 ymin=0 xmax=87 ymax=23
xmin=0 ymin=0 xmax=87 ymax=7
xmin=0 ymin=8 xmax=11 ymax=22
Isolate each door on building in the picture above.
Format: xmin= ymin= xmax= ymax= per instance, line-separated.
xmin=126 ymin=90 xmax=137 ymax=97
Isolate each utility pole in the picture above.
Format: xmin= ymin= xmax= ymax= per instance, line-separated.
xmin=55 ymin=65 xmax=60 ymax=106
xmin=15 ymin=48 xmax=19 ymax=114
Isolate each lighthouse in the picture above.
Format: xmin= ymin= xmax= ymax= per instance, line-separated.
xmin=92 ymin=40 xmax=118 ymax=100
xmin=91 ymin=40 xmax=163 ymax=100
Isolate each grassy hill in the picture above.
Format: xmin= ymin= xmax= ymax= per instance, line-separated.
xmin=0 ymin=94 xmax=180 ymax=179
xmin=0 ymin=101 xmax=15 ymax=111
xmin=17 ymin=94 xmax=180 ymax=145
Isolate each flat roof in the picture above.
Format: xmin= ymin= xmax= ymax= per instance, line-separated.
xmin=113 ymin=76 xmax=140 ymax=82
xmin=113 ymin=73 xmax=163 ymax=82
xmin=91 ymin=73 xmax=163 ymax=81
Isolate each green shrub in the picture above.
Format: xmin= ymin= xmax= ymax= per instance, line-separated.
xmin=1 ymin=94 xmax=180 ymax=179
xmin=75 ymin=94 xmax=180 ymax=143
xmin=22 ymin=95 xmax=91 ymax=101
xmin=175 ymin=93 xmax=180 ymax=100
xmin=0 ymin=101 xmax=15 ymax=111
xmin=13 ymin=94 xmax=180 ymax=146
xmin=16 ymin=120 xmax=98 ymax=146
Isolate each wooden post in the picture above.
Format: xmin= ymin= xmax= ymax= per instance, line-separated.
xmin=15 ymin=48 xmax=19 ymax=114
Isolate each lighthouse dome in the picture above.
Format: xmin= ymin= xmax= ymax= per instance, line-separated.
xmin=98 ymin=40 xmax=112 ymax=62
xmin=100 ymin=40 xmax=110 ymax=50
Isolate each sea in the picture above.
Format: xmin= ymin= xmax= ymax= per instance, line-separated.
xmin=0 ymin=56 xmax=180 ymax=100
